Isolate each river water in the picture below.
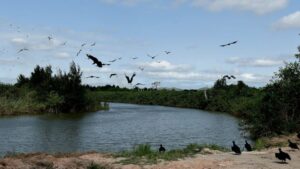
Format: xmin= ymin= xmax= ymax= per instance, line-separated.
xmin=0 ymin=103 xmax=249 ymax=156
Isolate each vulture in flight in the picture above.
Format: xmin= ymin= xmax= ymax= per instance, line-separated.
xmin=125 ymin=73 xmax=136 ymax=84
xmin=110 ymin=73 xmax=117 ymax=78
xmin=86 ymin=54 xmax=110 ymax=68
xmin=220 ymin=41 xmax=238 ymax=47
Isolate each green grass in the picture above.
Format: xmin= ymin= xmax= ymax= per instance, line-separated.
xmin=114 ymin=144 xmax=229 ymax=165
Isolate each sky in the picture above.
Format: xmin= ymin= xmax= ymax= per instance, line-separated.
xmin=0 ymin=0 xmax=300 ymax=89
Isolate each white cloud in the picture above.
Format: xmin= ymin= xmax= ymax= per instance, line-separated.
xmin=191 ymin=0 xmax=288 ymax=14
xmin=226 ymin=56 xmax=286 ymax=67
xmin=55 ymin=52 xmax=71 ymax=59
xmin=274 ymin=11 xmax=300 ymax=29
xmin=100 ymin=0 xmax=288 ymax=14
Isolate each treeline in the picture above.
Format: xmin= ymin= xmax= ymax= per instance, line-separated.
xmin=0 ymin=62 xmax=106 ymax=115
xmin=93 ymin=47 xmax=300 ymax=139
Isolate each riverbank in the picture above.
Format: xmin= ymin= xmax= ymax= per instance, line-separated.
xmin=1 ymin=135 xmax=299 ymax=169
xmin=1 ymin=147 xmax=299 ymax=169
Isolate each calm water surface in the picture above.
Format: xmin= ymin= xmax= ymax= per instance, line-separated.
xmin=0 ymin=103 xmax=249 ymax=156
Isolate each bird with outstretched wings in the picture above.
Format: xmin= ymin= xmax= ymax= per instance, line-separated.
xmin=86 ymin=54 xmax=110 ymax=68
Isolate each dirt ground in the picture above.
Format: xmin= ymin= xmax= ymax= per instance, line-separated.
xmin=1 ymin=146 xmax=300 ymax=169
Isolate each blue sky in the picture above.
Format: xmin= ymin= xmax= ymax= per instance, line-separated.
xmin=0 ymin=0 xmax=300 ymax=89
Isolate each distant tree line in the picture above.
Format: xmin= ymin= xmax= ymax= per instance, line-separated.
xmin=92 ymin=46 xmax=300 ymax=139
xmin=0 ymin=62 xmax=105 ymax=115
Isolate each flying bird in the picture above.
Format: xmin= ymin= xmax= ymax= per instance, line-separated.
xmin=48 ymin=36 xmax=53 ymax=41
xmin=220 ymin=41 xmax=238 ymax=47
xmin=118 ymin=57 xmax=122 ymax=60
xmin=87 ymin=54 xmax=110 ymax=68
xmin=275 ymin=148 xmax=291 ymax=163
xmin=132 ymin=57 xmax=138 ymax=60
xmin=231 ymin=141 xmax=241 ymax=155
xmin=134 ymin=83 xmax=145 ymax=87
xmin=91 ymin=42 xmax=96 ymax=46
xmin=139 ymin=67 xmax=144 ymax=71
xmin=125 ymin=73 xmax=136 ymax=84
xmin=61 ymin=41 xmax=67 ymax=46
xmin=164 ymin=51 xmax=171 ymax=55
xmin=147 ymin=54 xmax=158 ymax=59
xmin=17 ymin=48 xmax=29 ymax=53
xmin=109 ymin=59 xmax=117 ymax=63
xmin=81 ymin=43 xmax=86 ymax=47
xmin=223 ymin=75 xmax=235 ymax=80
xmin=110 ymin=73 xmax=117 ymax=78
xmin=86 ymin=75 xmax=100 ymax=79
xmin=76 ymin=49 xmax=82 ymax=56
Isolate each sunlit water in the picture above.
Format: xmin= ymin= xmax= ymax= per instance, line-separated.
xmin=0 ymin=103 xmax=250 ymax=156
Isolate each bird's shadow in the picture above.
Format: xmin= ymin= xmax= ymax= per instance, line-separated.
xmin=273 ymin=161 xmax=288 ymax=164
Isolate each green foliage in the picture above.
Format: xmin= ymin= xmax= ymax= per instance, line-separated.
xmin=115 ymin=144 xmax=228 ymax=164
xmin=0 ymin=62 xmax=105 ymax=115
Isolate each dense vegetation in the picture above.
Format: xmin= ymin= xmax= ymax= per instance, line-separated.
xmin=0 ymin=62 xmax=106 ymax=115
xmin=92 ymin=47 xmax=300 ymax=139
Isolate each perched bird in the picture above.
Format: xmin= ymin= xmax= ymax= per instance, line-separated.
xmin=76 ymin=49 xmax=82 ymax=56
xmin=244 ymin=140 xmax=252 ymax=151
xmin=288 ymin=139 xmax=299 ymax=150
xmin=110 ymin=73 xmax=117 ymax=78
xmin=164 ymin=51 xmax=171 ymax=55
xmin=125 ymin=73 xmax=136 ymax=84
xmin=132 ymin=57 xmax=138 ymax=60
xmin=275 ymin=148 xmax=291 ymax=162
xmin=17 ymin=48 xmax=29 ymax=53
xmin=109 ymin=59 xmax=117 ymax=63
xmin=220 ymin=41 xmax=238 ymax=47
xmin=147 ymin=54 xmax=158 ymax=59
xmin=86 ymin=54 xmax=110 ymax=68
xmin=159 ymin=144 xmax=166 ymax=153
xmin=86 ymin=75 xmax=100 ymax=79
xmin=231 ymin=141 xmax=241 ymax=155
xmin=91 ymin=42 xmax=96 ymax=46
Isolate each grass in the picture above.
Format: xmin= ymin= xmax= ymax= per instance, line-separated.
xmin=114 ymin=144 xmax=229 ymax=165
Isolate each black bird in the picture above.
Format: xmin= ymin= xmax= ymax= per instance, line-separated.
xmin=91 ymin=42 xmax=96 ymax=46
xmin=231 ymin=141 xmax=241 ymax=155
xmin=76 ymin=49 xmax=82 ymax=56
xmin=86 ymin=75 xmax=100 ymax=79
xmin=297 ymin=132 xmax=300 ymax=139
xmin=275 ymin=148 xmax=291 ymax=162
xmin=220 ymin=41 xmax=238 ymax=47
xmin=110 ymin=73 xmax=117 ymax=78
xmin=48 ymin=36 xmax=53 ymax=41
xmin=164 ymin=51 xmax=171 ymax=55
xmin=109 ymin=59 xmax=117 ymax=63
xmin=223 ymin=75 xmax=231 ymax=79
xmin=81 ymin=43 xmax=86 ymax=47
xmin=230 ymin=75 xmax=236 ymax=79
xmin=86 ymin=54 xmax=110 ymax=68
xmin=147 ymin=54 xmax=158 ymax=59
xmin=159 ymin=144 xmax=166 ymax=153
xmin=132 ymin=57 xmax=138 ymax=60
xmin=288 ymin=139 xmax=299 ymax=150
xmin=17 ymin=48 xmax=29 ymax=53
xmin=245 ymin=140 xmax=252 ymax=151
xmin=118 ymin=57 xmax=122 ymax=60
xmin=134 ymin=83 xmax=145 ymax=87
xmin=125 ymin=73 xmax=136 ymax=84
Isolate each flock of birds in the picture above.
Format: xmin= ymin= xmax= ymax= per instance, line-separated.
xmin=158 ymin=135 xmax=299 ymax=163
xmin=230 ymin=135 xmax=300 ymax=163
xmin=4 ymin=23 xmax=244 ymax=88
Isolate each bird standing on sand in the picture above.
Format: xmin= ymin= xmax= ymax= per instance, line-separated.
xmin=159 ymin=144 xmax=166 ymax=152
xmin=288 ymin=139 xmax=299 ymax=150
xmin=244 ymin=140 xmax=252 ymax=151
xmin=231 ymin=141 xmax=241 ymax=154
xmin=275 ymin=148 xmax=291 ymax=162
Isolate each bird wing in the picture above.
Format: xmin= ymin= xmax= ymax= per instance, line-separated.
xmin=125 ymin=74 xmax=130 ymax=83
xmin=87 ymin=54 xmax=99 ymax=63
